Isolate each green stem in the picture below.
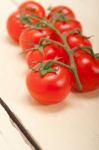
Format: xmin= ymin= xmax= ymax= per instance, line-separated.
xmin=21 ymin=15 xmax=83 ymax=90
xmin=41 ymin=20 xmax=65 ymax=42
xmin=63 ymin=39 xmax=82 ymax=91
xmin=46 ymin=39 xmax=64 ymax=48
xmin=52 ymin=60 xmax=71 ymax=70
xmin=44 ymin=21 xmax=82 ymax=90
xmin=63 ymin=28 xmax=81 ymax=37
xmin=94 ymin=53 xmax=99 ymax=58
xmin=90 ymin=48 xmax=95 ymax=57
xmin=73 ymin=46 xmax=95 ymax=57
xmin=68 ymin=51 xmax=82 ymax=90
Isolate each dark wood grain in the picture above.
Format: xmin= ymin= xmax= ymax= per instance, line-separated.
xmin=0 ymin=97 xmax=42 ymax=150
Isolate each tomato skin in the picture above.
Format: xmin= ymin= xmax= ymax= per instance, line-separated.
xmin=18 ymin=0 xmax=45 ymax=18
xmin=54 ymin=20 xmax=82 ymax=34
xmin=47 ymin=6 xmax=75 ymax=20
xmin=7 ymin=11 xmax=27 ymax=43
xmin=26 ymin=64 xmax=73 ymax=104
xmin=73 ymin=50 xmax=99 ymax=92
xmin=67 ymin=33 xmax=92 ymax=49
xmin=26 ymin=44 xmax=68 ymax=68
xmin=19 ymin=27 xmax=53 ymax=51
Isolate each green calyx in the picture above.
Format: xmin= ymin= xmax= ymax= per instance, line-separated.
xmin=18 ymin=8 xmax=47 ymax=29
xmin=19 ymin=15 xmax=32 ymax=25
xmin=32 ymin=38 xmax=51 ymax=56
xmin=39 ymin=61 xmax=57 ymax=76
xmin=21 ymin=38 xmax=51 ymax=55
xmin=32 ymin=60 xmax=57 ymax=76
xmin=32 ymin=59 xmax=70 ymax=76
xmin=17 ymin=8 xmax=37 ymax=26
xmin=49 ymin=12 xmax=70 ymax=22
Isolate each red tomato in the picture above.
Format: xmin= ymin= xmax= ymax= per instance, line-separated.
xmin=7 ymin=1 xmax=45 ymax=43
xmin=51 ymin=20 xmax=82 ymax=42
xmin=19 ymin=27 xmax=53 ymax=51
xmin=67 ymin=33 xmax=92 ymax=49
xmin=18 ymin=0 xmax=45 ymax=18
xmin=7 ymin=10 xmax=43 ymax=43
xmin=53 ymin=19 xmax=82 ymax=34
xmin=26 ymin=63 xmax=73 ymax=104
xmin=26 ymin=44 xmax=68 ymax=68
xmin=47 ymin=6 xmax=75 ymax=20
xmin=7 ymin=11 xmax=27 ymax=43
xmin=65 ymin=34 xmax=92 ymax=67
xmin=53 ymin=33 xmax=92 ymax=54
xmin=73 ymin=50 xmax=99 ymax=92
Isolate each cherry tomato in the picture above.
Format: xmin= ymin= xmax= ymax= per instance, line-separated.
xmin=26 ymin=44 xmax=68 ymax=68
xmin=53 ymin=19 xmax=82 ymax=34
xmin=19 ymin=27 xmax=53 ymax=51
xmin=26 ymin=63 xmax=73 ymax=104
xmin=66 ymin=34 xmax=92 ymax=65
xmin=7 ymin=11 xmax=28 ymax=43
xmin=18 ymin=0 xmax=45 ymax=18
xmin=47 ymin=6 xmax=75 ymax=20
xmin=7 ymin=1 xmax=45 ymax=43
xmin=7 ymin=10 xmax=42 ymax=43
xmin=73 ymin=50 xmax=99 ymax=92
xmin=53 ymin=33 xmax=92 ymax=52
xmin=67 ymin=33 xmax=92 ymax=49
xmin=51 ymin=20 xmax=82 ymax=42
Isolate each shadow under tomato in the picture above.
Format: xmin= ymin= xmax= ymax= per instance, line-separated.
xmin=4 ymin=35 xmax=19 ymax=47
xmin=72 ymin=89 xmax=99 ymax=100
xmin=24 ymin=94 xmax=72 ymax=113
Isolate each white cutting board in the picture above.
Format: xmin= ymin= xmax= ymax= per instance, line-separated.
xmin=0 ymin=0 xmax=99 ymax=150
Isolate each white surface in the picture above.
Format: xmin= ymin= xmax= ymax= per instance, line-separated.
xmin=0 ymin=0 xmax=99 ymax=150
xmin=0 ymin=106 xmax=30 ymax=150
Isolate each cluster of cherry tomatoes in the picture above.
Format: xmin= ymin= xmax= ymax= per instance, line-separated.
xmin=7 ymin=1 xmax=99 ymax=105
